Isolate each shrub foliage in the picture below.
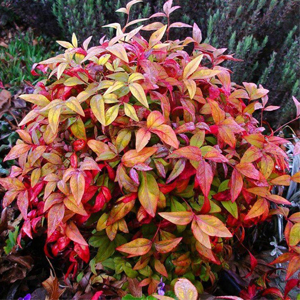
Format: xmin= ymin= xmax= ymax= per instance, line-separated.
xmin=1 ymin=0 xmax=299 ymax=297
xmin=7 ymin=0 xmax=298 ymax=125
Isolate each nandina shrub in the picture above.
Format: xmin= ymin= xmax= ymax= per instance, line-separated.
xmin=1 ymin=0 xmax=300 ymax=297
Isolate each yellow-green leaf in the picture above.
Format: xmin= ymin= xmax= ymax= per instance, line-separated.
xmin=19 ymin=94 xmax=50 ymax=107
xmin=116 ymin=129 xmax=132 ymax=153
xmin=49 ymin=106 xmax=62 ymax=133
xmin=149 ymin=25 xmax=167 ymax=47
xmin=72 ymin=33 xmax=78 ymax=47
xmin=129 ymin=83 xmax=149 ymax=108
xmin=183 ymin=54 xmax=203 ymax=79
xmin=70 ymin=117 xmax=87 ymax=140
xmin=184 ymin=79 xmax=197 ymax=99
xmin=124 ymin=103 xmax=139 ymax=121
xmin=90 ymin=95 xmax=106 ymax=126
xmin=65 ymin=97 xmax=85 ymax=116
xmin=190 ymin=69 xmax=221 ymax=80
xmin=128 ymin=73 xmax=145 ymax=83
xmin=105 ymin=104 xmax=120 ymax=125
xmin=106 ymin=44 xmax=129 ymax=63
xmin=138 ymin=172 xmax=159 ymax=217
xmin=56 ymin=40 xmax=73 ymax=48
xmin=64 ymin=77 xmax=85 ymax=86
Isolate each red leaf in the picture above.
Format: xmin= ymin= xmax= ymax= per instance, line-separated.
xmin=17 ymin=191 xmax=29 ymax=220
xmin=284 ymin=279 xmax=299 ymax=298
xmin=261 ymin=288 xmax=283 ymax=298
xmin=244 ymin=249 xmax=257 ymax=278
xmin=196 ymin=159 xmax=213 ymax=199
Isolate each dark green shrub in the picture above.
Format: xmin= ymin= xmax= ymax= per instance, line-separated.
xmin=0 ymin=30 xmax=54 ymax=91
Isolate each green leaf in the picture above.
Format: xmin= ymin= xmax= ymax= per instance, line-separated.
xmin=94 ymin=235 xmax=116 ymax=262
xmin=222 ymin=201 xmax=238 ymax=219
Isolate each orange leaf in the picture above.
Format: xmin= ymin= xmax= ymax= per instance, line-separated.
xmin=107 ymin=196 xmax=136 ymax=225
xmin=241 ymin=146 xmax=262 ymax=163
xmin=138 ymin=171 xmax=159 ymax=217
xmin=236 ymin=162 xmax=260 ymax=180
xmin=247 ymin=186 xmax=270 ymax=197
xmin=116 ymin=238 xmax=152 ymax=256
xmin=269 ymin=252 xmax=294 ymax=265
xmin=266 ymin=194 xmax=291 ymax=205
xmin=65 ymin=221 xmax=88 ymax=246
xmin=195 ymin=215 xmax=232 ymax=237
xmin=208 ymin=100 xmax=225 ymax=124
xmin=154 ymin=237 xmax=182 ymax=253
xmin=16 ymin=129 xmax=32 ymax=144
xmin=147 ymin=111 xmax=165 ymax=128
xmin=87 ymin=140 xmax=117 ymax=160
xmin=151 ymin=124 xmax=179 ymax=149
xmin=270 ymin=175 xmax=291 ymax=186
xmin=136 ymin=128 xmax=151 ymax=152
xmin=191 ymin=219 xmax=211 ymax=248
xmin=289 ymin=212 xmax=300 ymax=223
xmin=48 ymin=203 xmax=65 ymax=237
xmin=244 ymin=134 xmax=265 ymax=149
xmin=244 ymin=198 xmax=268 ymax=220
xmin=260 ymin=155 xmax=274 ymax=179
xmin=4 ymin=144 xmax=31 ymax=161
xmin=159 ymin=211 xmax=193 ymax=225
xmin=122 ymin=147 xmax=157 ymax=168
xmin=291 ymin=171 xmax=300 ymax=183
xmin=17 ymin=191 xmax=29 ymax=220
xmin=230 ymin=169 xmax=243 ymax=202
xmin=195 ymin=241 xmax=219 ymax=264
xmin=154 ymin=259 xmax=168 ymax=277
xmin=64 ymin=195 xmax=88 ymax=216
xmin=70 ymin=172 xmax=85 ymax=204
xmin=168 ymin=146 xmax=202 ymax=161
xmin=286 ymin=255 xmax=300 ymax=280
xmin=218 ymin=124 xmax=238 ymax=148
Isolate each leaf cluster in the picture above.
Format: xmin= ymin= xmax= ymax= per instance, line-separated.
xmin=0 ymin=0 xmax=299 ymax=297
